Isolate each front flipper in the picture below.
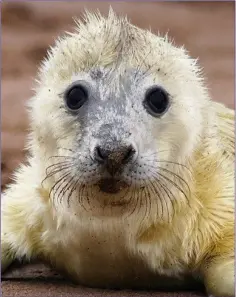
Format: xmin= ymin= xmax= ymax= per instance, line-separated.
xmin=1 ymin=241 xmax=15 ymax=274
xmin=1 ymin=211 xmax=32 ymax=275
xmin=202 ymin=253 xmax=234 ymax=297
xmin=1 ymin=176 xmax=41 ymax=274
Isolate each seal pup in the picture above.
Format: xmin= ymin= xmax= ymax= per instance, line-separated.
xmin=1 ymin=9 xmax=234 ymax=296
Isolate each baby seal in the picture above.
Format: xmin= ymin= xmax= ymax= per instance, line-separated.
xmin=1 ymin=9 xmax=234 ymax=296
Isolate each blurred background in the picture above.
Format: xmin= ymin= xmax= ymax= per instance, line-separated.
xmin=1 ymin=1 xmax=234 ymax=190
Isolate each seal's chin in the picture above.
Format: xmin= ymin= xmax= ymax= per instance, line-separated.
xmin=98 ymin=178 xmax=129 ymax=194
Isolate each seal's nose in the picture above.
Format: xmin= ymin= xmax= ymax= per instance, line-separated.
xmin=94 ymin=144 xmax=137 ymax=175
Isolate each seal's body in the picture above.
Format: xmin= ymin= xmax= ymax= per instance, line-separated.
xmin=1 ymin=10 xmax=234 ymax=296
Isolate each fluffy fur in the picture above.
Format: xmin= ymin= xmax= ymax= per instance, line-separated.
xmin=1 ymin=9 xmax=235 ymax=296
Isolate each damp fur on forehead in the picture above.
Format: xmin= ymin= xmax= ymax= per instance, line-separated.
xmin=36 ymin=7 xmax=203 ymax=89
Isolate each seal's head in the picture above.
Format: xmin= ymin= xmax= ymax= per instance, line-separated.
xmin=29 ymin=10 xmax=210 ymax=220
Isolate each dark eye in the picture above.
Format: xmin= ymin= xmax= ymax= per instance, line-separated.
xmin=65 ymin=84 xmax=88 ymax=111
xmin=144 ymin=86 xmax=170 ymax=117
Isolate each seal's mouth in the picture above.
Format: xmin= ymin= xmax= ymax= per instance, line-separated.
xmin=98 ymin=178 xmax=129 ymax=194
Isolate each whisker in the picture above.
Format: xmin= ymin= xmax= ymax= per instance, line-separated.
xmin=67 ymin=177 xmax=80 ymax=207
xmin=46 ymin=161 xmax=73 ymax=174
xmin=147 ymin=163 xmax=191 ymax=197
xmin=156 ymin=171 xmax=189 ymax=205
xmin=145 ymin=182 xmax=153 ymax=223
xmin=66 ymin=170 xmax=89 ymax=208
xmin=48 ymin=155 xmax=75 ymax=160
xmin=49 ymin=171 xmax=71 ymax=204
xmin=125 ymin=186 xmax=139 ymax=218
xmin=46 ymin=163 xmax=72 ymax=177
xmin=80 ymin=184 xmax=90 ymax=212
xmin=41 ymin=165 xmax=72 ymax=188
xmin=57 ymin=175 xmax=75 ymax=205
xmin=158 ymin=167 xmax=191 ymax=196
xmin=60 ymin=148 xmax=74 ymax=152
xmin=143 ymin=159 xmax=192 ymax=173
xmin=85 ymin=184 xmax=91 ymax=212
xmin=147 ymin=169 xmax=176 ymax=222
xmin=140 ymin=185 xmax=150 ymax=226
xmin=54 ymin=174 xmax=74 ymax=207
xmin=144 ymin=172 xmax=164 ymax=221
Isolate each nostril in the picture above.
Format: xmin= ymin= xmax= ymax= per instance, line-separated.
xmin=94 ymin=146 xmax=107 ymax=162
xmin=123 ymin=145 xmax=136 ymax=162
xmin=93 ymin=144 xmax=137 ymax=166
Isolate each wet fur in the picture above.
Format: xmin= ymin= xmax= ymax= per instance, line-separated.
xmin=1 ymin=9 xmax=234 ymax=296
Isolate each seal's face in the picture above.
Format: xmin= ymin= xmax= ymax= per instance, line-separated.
xmin=61 ymin=68 xmax=172 ymax=192
xmin=30 ymin=12 xmax=208 ymax=220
